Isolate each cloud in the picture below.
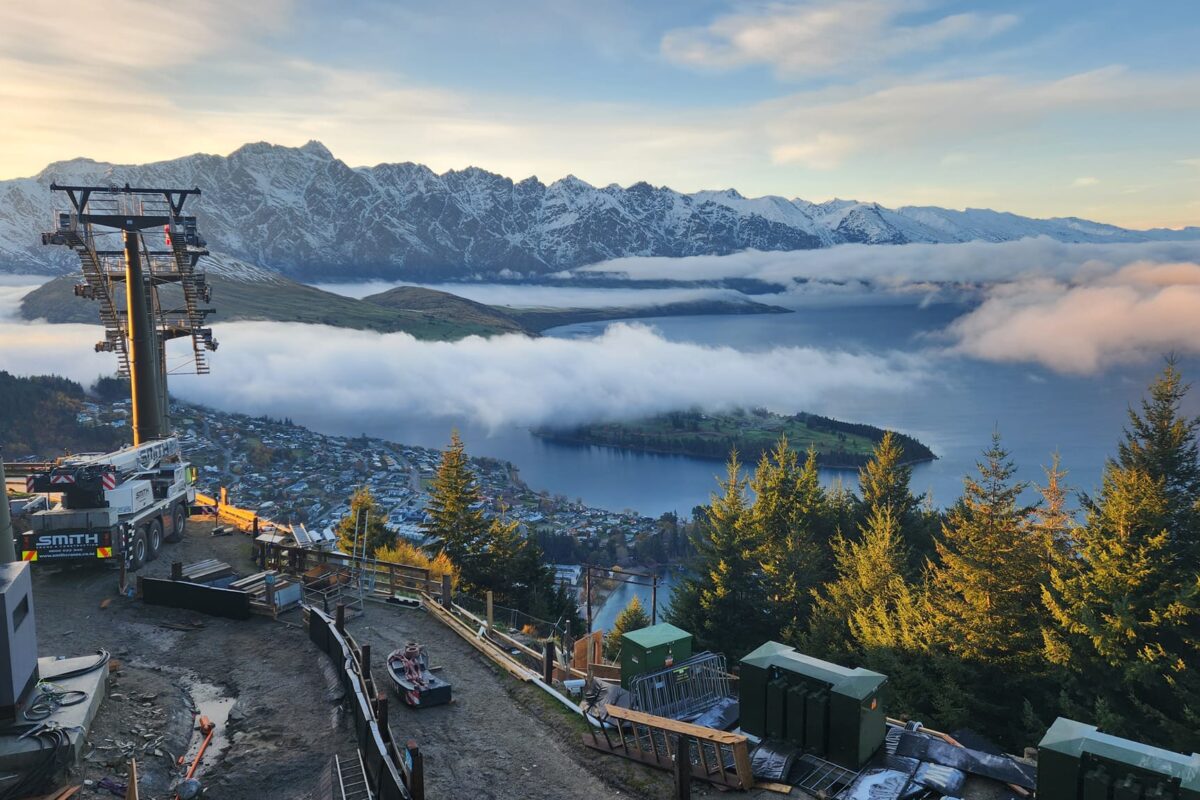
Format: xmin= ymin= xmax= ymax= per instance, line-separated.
xmin=582 ymin=238 xmax=1200 ymax=289
xmin=760 ymin=67 xmax=1200 ymax=169
xmin=946 ymin=266 xmax=1200 ymax=373
xmin=661 ymin=1 xmax=1017 ymax=79
xmin=1072 ymin=176 xmax=1099 ymax=187
xmin=0 ymin=310 xmax=926 ymax=430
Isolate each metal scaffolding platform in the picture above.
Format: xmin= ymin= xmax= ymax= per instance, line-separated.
xmin=42 ymin=184 xmax=217 ymax=379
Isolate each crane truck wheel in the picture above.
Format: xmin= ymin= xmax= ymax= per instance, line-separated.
xmin=128 ymin=527 xmax=147 ymax=571
xmin=166 ymin=503 xmax=186 ymax=543
xmin=146 ymin=518 xmax=164 ymax=561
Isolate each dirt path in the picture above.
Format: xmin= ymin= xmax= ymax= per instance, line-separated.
xmin=31 ymin=521 xmax=353 ymax=800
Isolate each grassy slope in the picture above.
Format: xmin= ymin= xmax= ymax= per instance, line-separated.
xmin=536 ymin=409 xmax=935 ymax=468
xmin=359 ymin=285 xmax=530 ymax=334
xmin=20 ymin=275 xmax=520 ymax=341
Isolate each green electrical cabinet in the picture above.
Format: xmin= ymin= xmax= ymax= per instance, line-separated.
xmin=739 ymin=641 xmax=886 ymax=770
xmin=1038 ymin=717 xmax=1200 ymax=800
xmin=619 ymin=623 xmax=692 ymax=689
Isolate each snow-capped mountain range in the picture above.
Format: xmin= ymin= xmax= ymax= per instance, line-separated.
xmin=2 ymin=140 xmax=1197 ymax=279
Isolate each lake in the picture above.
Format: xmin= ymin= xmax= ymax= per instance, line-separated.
xmin=359 ymin=299 xmax=1197 ymax=517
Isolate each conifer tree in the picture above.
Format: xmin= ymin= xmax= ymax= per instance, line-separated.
xmin=1043 ymin=451 xmax=1200 ymax=746
xmin=859 ymin=431 xmax=921 ymax=523
xmin=859 ymin=430 xmax=934 ymax=561
xmin=1114 ymin=359 xmax=1200 ymax=555
xmin=750 ymin=439 xmax=827 ymax=641
xmin=668 ymin=452 xmax=767 ymax=658
xmin=335 ymin=486 xmax=396 ymax=557
xmin=605 ymin=596 xmax=651 ymax=659
xmin=806 ymin=507 xmax=910 ymax=662
xmin=929 ymin=432 xmax=1046 ymax=667
xmin=423 ymin=431 xmax=490 ymax=578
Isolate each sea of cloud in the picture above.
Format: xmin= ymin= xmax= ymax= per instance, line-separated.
xmin=581 ymin=239 xmax=1200 ymax=373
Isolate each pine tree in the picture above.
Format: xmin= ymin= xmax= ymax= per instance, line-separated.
xmin=1042 ymin=459 xmax=1200 ymax=747
xmin=806 ymin=507 xmax=911 ymax=662
xmin=423 ymin=431 xmax=490 ymax=582
xmin=605 ymin=596 xmax=651 ymax=660
xmin=335 ymin=486 xmax=396 ymax=557
xmin=1114 ymin=359 xmax=1200 ymax=556
xmin=859 ymin=430 xmax=934 ymax=562
xmin=749 ymin=439 xmax=828 ymax=642
xmin=667 ymin=452 xmax=768 ymax=658
xmin=929 ymin=432 xmax=1047 ymax=667
xmin=859 ymin=431 xmax=921 ymax=523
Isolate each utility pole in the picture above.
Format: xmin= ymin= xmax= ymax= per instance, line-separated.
xmin=652 ymin=573 xmax=658 ymax=625
xmin=585 ymin=564 xmax=592 ymax=634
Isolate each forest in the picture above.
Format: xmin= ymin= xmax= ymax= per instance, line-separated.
xmin=667 ymin=360 xmax=1200 ymax=754
xmin=536 ymin=407 xmax=936 ymax=468
xmin=0 ymin=371 xmax=125 ymax=458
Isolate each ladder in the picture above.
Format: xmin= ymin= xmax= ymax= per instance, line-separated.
xmin=334 ymin=752 xmax=373 ymax=800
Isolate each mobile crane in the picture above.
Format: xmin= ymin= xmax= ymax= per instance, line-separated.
xmin=20 ymin=438 xmax=194 ymax=569
xmin=14 ymin=184 xmax=218 ymax=570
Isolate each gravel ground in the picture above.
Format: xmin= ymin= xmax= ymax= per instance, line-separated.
xmin=30 ymin=520 xmax=353 ymax=800
xmin=26 ymin=520 xmax=681 ymax=800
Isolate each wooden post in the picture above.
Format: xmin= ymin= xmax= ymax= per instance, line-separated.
xmin=360 ymin=644 xmax=371 ymax=680
xmin=440 ymin=573 xmax=451 ymax=609
xmin=170 ymin=561 xmax=183 ymax=581
xmin=407 ymin=741 xmax=424 ymax=800
xmin=485 ymin=591 xmax=494 ymax=632
xmin=335 ymin=602 xmax=346 ymax=633
xmin=388 ymin=564 xmax=396 ymax=596
xmin=542 ymin=640 xmax=555 ymax=685
xmin=585 ymin=564 xmax=592 ymax=634
xmin=375 ymin=691 xmax=389 ymax=733
xmin=673 ymin=734 xmax=692 ymax=800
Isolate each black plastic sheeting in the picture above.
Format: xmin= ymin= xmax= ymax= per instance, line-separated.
xmin=688 ymin=696 xmax=739 ymax=731
xmin=895 ymin=730 xmax=1036 ymax=790
xmin=749 ymin=740 xmax=797 ymax=782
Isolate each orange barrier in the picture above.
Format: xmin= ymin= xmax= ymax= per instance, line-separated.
xmin=193 ymin=490 xmax=292 ymax=537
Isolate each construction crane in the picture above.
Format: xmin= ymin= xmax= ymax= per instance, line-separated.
xmin=41 ymin=183 xmax=217 ymax=443
xmin=12 ymin=185 xmax=220 ymax=569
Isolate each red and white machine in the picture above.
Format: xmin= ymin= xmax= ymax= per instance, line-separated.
xmin=21 ymin=437 xmax=195 ymax=570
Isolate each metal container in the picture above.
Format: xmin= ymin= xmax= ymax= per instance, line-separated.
xmin=1038 ymin=717 xmax=1200 ymax=800
xmin=739 ymin=641 xmax=886 ymax=770
xmin=619 ymin=623 xmax=692 ymax=689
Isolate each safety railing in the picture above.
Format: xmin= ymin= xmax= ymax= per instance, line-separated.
xmin=308 ymin=606 xmax=424 ymax=800
xmin=630 ymin=652 xmax=732 ymax=721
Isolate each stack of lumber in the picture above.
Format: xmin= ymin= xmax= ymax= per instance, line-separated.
xmin=230 ymin=570 xmax=302 ymax=616
xmin=182 ymin=559 xmax=234 ymax=584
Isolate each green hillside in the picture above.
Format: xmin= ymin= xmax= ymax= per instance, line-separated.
xmin=360 ymin=285 xmax=531 ymax=334
xmin=20 ymin=275 xmax=521 ymax=340
xmin=535 ymin=408 xmax=935 ymax=468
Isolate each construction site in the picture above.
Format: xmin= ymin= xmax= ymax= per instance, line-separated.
xmin=1 ymin=184 xmax=1198 ymax=800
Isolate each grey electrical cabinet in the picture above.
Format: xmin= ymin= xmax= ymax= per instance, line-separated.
xmin=1037 ymin=717 xmax=1200 ymax=800
xmin=739 ymin=641 xmax=886 ymax=769
xmin=0 ymin=562 xmax=38 ymax=721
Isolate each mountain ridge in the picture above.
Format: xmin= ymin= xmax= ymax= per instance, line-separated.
xmin=2 ymin=140 xmax=1197 ymax=280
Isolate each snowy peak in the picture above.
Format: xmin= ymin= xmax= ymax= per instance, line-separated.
xmin=1 ymin=141 xmax=1198 ymax=279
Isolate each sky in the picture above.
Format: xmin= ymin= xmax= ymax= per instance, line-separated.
xmin=0 ymin=0 xmax=1198 ymax=228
